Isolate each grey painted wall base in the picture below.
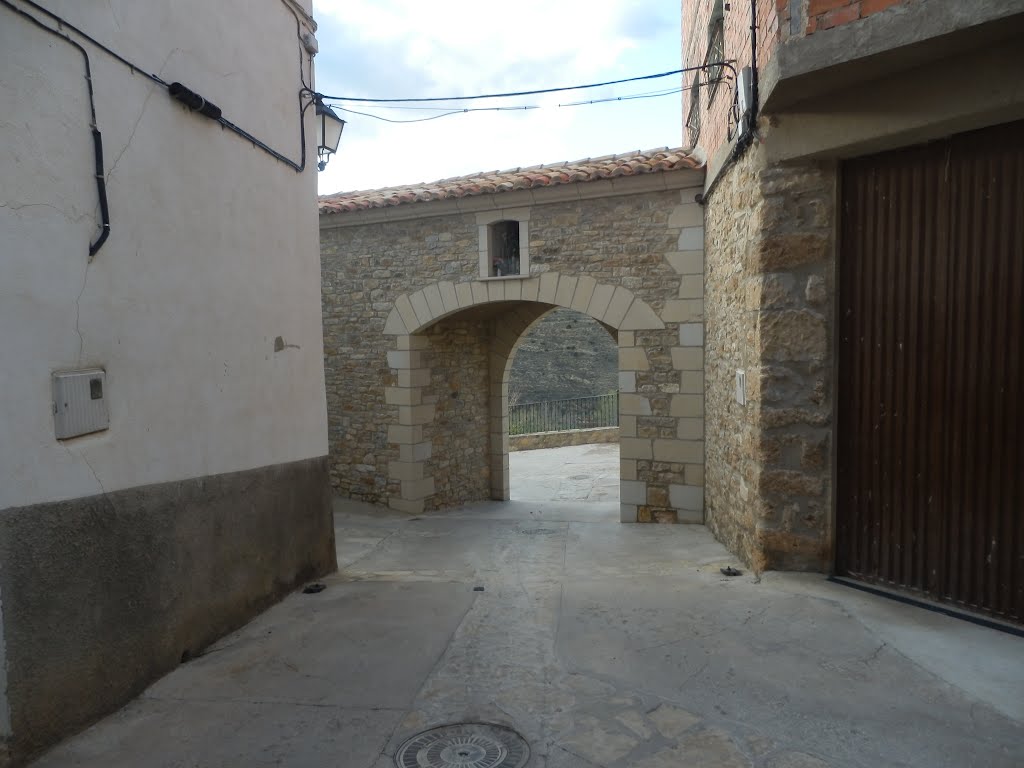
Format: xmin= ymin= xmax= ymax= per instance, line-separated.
xmin=0 ymin=456 xmax=335 ymax=766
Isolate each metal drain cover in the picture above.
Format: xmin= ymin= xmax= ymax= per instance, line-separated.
xmin=395 ymin=723 xmax=530 ymax=768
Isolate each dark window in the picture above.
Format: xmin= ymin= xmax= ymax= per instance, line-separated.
xmin=705 ymin=0 xmax=725 ymax=105
xmin=686 ymin=73 xmax=702 ymax=146
xmin=489 ymin=220 xmax=521 ymax=277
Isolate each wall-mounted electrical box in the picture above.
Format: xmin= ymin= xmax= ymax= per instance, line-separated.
xmin=736 ymin=67 xmax=753 ymax=138
xmin=735 ymin=369 xmax=747 ymax=406
xmin=53 ymin=368 xmax=109 ymax=439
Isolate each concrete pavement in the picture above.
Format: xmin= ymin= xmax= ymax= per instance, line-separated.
xmin=510 ymin=443 xmax=619 ymax=503
xmin=28 ymin=496 xmax=1024 ymax=767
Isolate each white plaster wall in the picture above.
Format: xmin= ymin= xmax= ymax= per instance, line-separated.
xmin=0 ymin=0 xmax=328 ymax=509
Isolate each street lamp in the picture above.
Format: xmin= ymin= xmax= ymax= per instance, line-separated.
xmin=316 ymin=100 xmax=345 ymax=171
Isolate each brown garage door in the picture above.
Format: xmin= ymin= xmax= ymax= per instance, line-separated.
xmin=837 ymin=120 xmax=1024 ymax=624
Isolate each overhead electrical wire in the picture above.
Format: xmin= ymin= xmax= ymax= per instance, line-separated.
xmin=316 ymin=63 xmax=733 ymax=105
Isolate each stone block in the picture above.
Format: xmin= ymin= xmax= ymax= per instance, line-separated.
xmin=671 ymin=347 xmax=703 ymax=370
xmin=755 ymin=232 xmax=830 ymax=270
xmin=619 ymin=347 xmax=650 ymax=371
xmin=389 ymin=497 xmax=425 ymax=515
xmin=396 ymin=334 xmax=430 ymax=350
xmin=653 ymin=439 xmax=703 ymax=463
xmin=571 ymin=276 xmax=597 ymax=313
xmin=758 ymin=309 xmax=827 ymax=362
xmin=554 ymin=275 xmax=578 ymax=307
xmin=620 ymin=437 xmax=653 ymax=460
xmin=677 ymin=417 xmax=704 ymax=440
xmin=401 ymin=477 xmax=435 ymax=500
xmin=604 ymin=287 xmax=634 ymax=328
xmin=805 ymin=274 xmax=827 ymax=305
xmin=678 ymin=275 xmax=703 ymax=299
xmin=520 ymin=277 xmax=540 ymax=302
xmin=662 ymin=299 xmax=704 ymax=323
xmin=399 ymin=441 xmax=432 ymax=462
xmin=680 ymin=371 xmax=704 ymax=393
xmin=385 ymin=387 xmax=422 ymax=406
xmin=504 ymin=280 xmax=522 ymax=301
xmin=620 ymin=504 xmax=638 ymax=523
xmin=678 ymin=323 xmax=704 ymax=347
xmin=619 ymin=371 xmax=637 ymax=393
xmin=398 ymin=404 xmax=435 ymax=426
xmin=382 ymin=308 xmax=407 ymax=335
xmin=677 ymin=507 xmax=704 ymax=524
xmin=487 ymin=280 xmax=505 ymax=303
xmin=423 ymin=283 xmax=445 ymax=317
xmin=409 ymin=291 xmax=432 ymax=326
xmin=668 ymin=203 xmax=704 ymax=228
xmin=587 ymin=283 xmax=616 ymax=320
xmin=395 ymin=293 xmax=420 ymax=332
xmin=670 ymin=394 xmax=704 ymax=418
xmin=388 ymin=461 xmax=424 ymax=481
xmin=438 ymin=281 xmax=458 ymax=313
xmin=747 ymin=273 xmax=798 ymax=310
xmin=386 ymin=350 xmax=425 ymax=370
xmin=620 ymin=458 xmax=637 ymax=480
xmin=685 ymin=463 xmax=704 ymax=486
xmin=471 ymin=281 xmax=488 ymax=305
xmin=387 ymin=424 xmax=423 ymax=445
xmin=619 ymin=393 xmax=652 ymax=416
xmin=666 ymin=250 xmax=704 ymax=275
xmin=621 ymin=480 xmax=647 ymax=505
xmin=621 ymin=299 xmax=664 ymax=330
xmin=397 ymin=368 xmax=430 ymax=387
xmin=670 ymin=483 xmax=704 ymax=511
xmin=618 ymin=331 xmax=635 ymax=347
xmin=678 ymin=226 xmax=704 ymax=250
xmin=619 ymin=415 xmax=637 ymax=438
xmin=455 ymin=282 xmax=474 ymax=308
xmin=538 ymin=272 xmax=559 ymax=303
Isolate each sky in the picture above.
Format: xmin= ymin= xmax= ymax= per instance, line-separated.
xmin=311 ymin=0 xmax=683 ymax=195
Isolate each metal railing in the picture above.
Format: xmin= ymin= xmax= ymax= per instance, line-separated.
xmin=509 ymin=392 xmax=619 ymax=436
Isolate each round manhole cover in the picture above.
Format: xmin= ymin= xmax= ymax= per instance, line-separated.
xmin=395 ymin=723 xmax=530 ymax=768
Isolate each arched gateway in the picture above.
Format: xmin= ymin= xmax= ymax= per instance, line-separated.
xmin=319 ymin=148 xmax=707 ymax=523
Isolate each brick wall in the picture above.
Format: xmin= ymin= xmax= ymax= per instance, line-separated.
xmin=681 ymin=0 xmax=782 ymax=164
xmin=804 ymin=0 xmax=907 ymax=34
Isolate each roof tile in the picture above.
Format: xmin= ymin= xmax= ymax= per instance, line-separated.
xmin=319 ymin=146 xmax=701 ymax=214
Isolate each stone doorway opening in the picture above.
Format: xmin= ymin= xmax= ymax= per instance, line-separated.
xmin=380 ymin=274 xmax=677 ymax=520
xmin=506 ymin=307 xmax=620 ymax=504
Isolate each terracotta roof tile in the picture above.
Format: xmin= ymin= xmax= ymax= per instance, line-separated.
xmin=318 ymin=147 xmax=701 ymax=215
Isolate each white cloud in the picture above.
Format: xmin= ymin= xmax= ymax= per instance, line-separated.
xmin=313 ymin=0 xmax=681 ymax=193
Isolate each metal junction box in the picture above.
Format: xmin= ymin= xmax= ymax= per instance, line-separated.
xmin=53 ymin=368 xmax=109 ymax=439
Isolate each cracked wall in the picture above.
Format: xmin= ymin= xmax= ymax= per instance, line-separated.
xmin=0 ymin=1 xmax=334 ymax=763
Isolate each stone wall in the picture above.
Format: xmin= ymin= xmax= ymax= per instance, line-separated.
xmin=704 ymin=141 xmax=835 ymax=571
xmin=321 ymin=172 xmax=707 ymax=522
xmin=510 ymin=427 xmax=619 ymax=452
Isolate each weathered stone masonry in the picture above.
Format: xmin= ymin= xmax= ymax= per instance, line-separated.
xmin=320 ymin=162 xmax=707 ymax=523
xmin=703 ymin=141 xmax=835 ymax=571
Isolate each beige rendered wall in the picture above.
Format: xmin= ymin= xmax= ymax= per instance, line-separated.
xmin=0 ymin=0 xmax=328 ymax=511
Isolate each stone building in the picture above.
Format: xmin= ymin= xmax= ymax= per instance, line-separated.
xmin=319 ymin=151 xmax=707 ymax=523
xmin=683 ymin=0 xmax=1024 ymax=621
xmin=0 ymin=1 xmax=334 ymax=762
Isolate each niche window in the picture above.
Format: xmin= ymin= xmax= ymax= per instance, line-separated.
xmin=478 ymin=210 xmax=530 ymax=279
xmin=489 ymin=220 xmax=521 ymax=277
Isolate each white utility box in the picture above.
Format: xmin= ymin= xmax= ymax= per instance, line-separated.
xmin=53 ymin=368 xmax=109 ymax=439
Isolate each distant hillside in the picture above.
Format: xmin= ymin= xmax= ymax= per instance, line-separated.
xmin=508 ymin=308 xmax=618 ymax=404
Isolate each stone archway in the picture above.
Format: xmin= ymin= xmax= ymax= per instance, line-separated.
xmin=382 ymin=272 xmax=663 ymax=517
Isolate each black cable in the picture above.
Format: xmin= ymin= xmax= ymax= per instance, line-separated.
xmin=13 ymin=0 xmax=308 ymax=172
xmin=326 ymin=103 xmax=539 ymax=124
xmin=318 ymin=63 xmax=735 ymax=104
xmin=1 ymin=0 xmax=110 ymax=257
